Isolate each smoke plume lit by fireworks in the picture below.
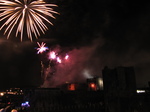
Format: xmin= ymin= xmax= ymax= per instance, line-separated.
xmin=0 ymin=0 xmax=58 ymax=41
xmin=36 ymin=39 xmax=103 ymax=88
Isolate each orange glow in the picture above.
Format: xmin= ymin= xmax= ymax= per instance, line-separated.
xmin=0 ymin=92 xmax=4 ymax=96
xmin=68 ymin=84 xmax=76 ymax=91
xmin=89 ymin=83 xmax=96 ymax=91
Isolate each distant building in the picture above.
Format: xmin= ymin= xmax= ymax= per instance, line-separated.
xmin=102 ymin=66 xmax=136 ymax=112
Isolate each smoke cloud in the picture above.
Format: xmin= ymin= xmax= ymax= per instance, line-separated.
xmin=41 ymin=37 xmax=105 ymax=87
xmin=40 ymin=32 xmax=150 ymax=88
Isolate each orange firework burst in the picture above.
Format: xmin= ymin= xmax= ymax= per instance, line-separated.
xmin=0 ymin=0 xmax=59 ymax=41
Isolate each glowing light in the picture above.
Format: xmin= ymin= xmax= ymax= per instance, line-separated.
xmin=98 ymin=78 xmax=103 ymax=90
xmin=68 ymin=84 xmax=76 ymax=91
xmin=57 ymin=57 xmax=61 ymax=63
xmin=90 ymin=83 xmax=95 ymax=88
xmin=21 ymin=101 xmax=30 ymax=107
xmin=48 ymin=50 xmax=69 ymax=64
xmin=89 ymin=83 xmax=96 ymax=91
xmin=137 ymin=90 xmax=145 ymax=93
xmin=36 ymin=42 xmax=48 ymax=54
xmin=0 ymin=0 xmax=58 ymax=41
xmin=25 ymin=101 xmax=29 ymax=104
xmin=0 ymin=92 xmax=4 ymax=96
xmin=65 ymin=54 xmax=69 ymax=60
xmin=49 ymin=51 xmax=56 ymax=59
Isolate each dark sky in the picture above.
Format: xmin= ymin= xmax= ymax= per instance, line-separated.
xmin=0 ymin=0 xmax=150 ymax=89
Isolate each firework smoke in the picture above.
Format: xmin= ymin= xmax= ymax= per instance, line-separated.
xmin=40 ymin=38 xmax=104 ymax=88
xmin=39 ymin=34 xmax=150 ymax=88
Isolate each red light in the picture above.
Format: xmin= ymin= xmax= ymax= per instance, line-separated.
xmin=91 ymin=83 xmax=95 ymax=88
xmin=68 ymin=84 xmax=76 ymax=91
xmin=89 ymin=83 xmax=96 ymax=91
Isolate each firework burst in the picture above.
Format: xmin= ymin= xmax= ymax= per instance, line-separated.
xmin=36 ymin=42 xmax=48 ymax=54
xmin=0 ymin=0 xmax=58 ymax=41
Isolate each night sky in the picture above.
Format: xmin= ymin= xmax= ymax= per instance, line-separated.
xmin=0 ymin=0 xmax=150 ymax=89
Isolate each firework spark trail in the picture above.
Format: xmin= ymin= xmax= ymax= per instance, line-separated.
xmin=41 ymin=51 xmax=70 ymax=87
xmin=36 ymin=43 xmax=71 ymax=87
xmin=36 ymin=42 xmax=48 ymax=54
xmin=36 ymin=42 xmax=50 ymax=86
xmin=0 ymin=0 xmax=58 ymax=41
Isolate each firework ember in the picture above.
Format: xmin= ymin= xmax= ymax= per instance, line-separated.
xmin=49 ymin=51 xmax=56 ymax=59
xmin=36 ymin=42 xmax=48 ymax=54
xmin=56 ymin=57 xmax=61 ymax=63
xmin=48 ymin=51 xmax=69 ymax=64
xmin=65 ymin=54 xmax=69 ymax=60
